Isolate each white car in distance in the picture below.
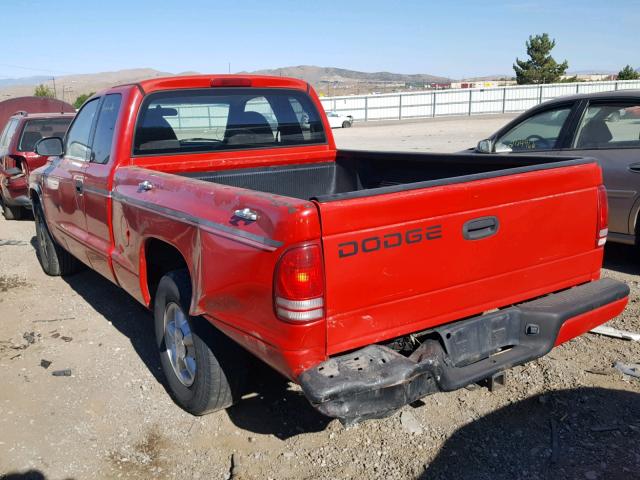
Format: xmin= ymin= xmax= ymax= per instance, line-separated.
xmin=325 ymin=111 xmax=354 ymax=128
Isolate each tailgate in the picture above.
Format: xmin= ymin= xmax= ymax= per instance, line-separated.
xmin=317 ymin=162 xmax=604 ymax=355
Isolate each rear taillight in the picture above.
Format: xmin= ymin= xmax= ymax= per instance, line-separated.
xmin=596 ymin=185 xmax=608 ymax=247
xmin=274 ymin=244 xmax=324 ymax=322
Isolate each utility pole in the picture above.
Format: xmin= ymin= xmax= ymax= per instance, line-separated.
xmin=228 ymin=62 xmax=231 ymax=74
xmin=51 ymin=77 xmax=57 ymax=99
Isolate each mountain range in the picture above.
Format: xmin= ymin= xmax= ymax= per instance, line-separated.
xmin=0 ymin=65 xmax=635 ymax=103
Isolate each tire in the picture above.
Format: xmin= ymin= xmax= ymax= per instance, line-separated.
xmin=342 ymin=120 xmax=352 ymax=128
xmin=33 ymin=202 xmax=83 ymax=276
xmin=154 ymin=270 xmax=248 ymax=415
xmin=1 ymin=199 xmax=23 ymax=220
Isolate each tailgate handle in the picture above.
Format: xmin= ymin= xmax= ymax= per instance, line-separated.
xmin=463 ymin=216 xmax=499 ymax=240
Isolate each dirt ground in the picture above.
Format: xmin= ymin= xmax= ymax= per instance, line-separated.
xmin=1 ymin=116 xmax=639 ymax=480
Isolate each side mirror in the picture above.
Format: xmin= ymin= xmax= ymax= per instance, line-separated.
xmin=476 ymin=139 xmax=493 ymax=153
xmin=35 ymin=137 xmax=64 ymax=157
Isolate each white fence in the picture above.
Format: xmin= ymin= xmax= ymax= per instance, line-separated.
xmin=320 ymin=80 xmax=640 ymax=122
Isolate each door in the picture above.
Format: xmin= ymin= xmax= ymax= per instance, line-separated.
xmin=0 ymin=118 xmax=20 ymax=199
xmin=82 ymin=93 xmax=123 ymax=283
xmin=42 ymin=98 xmax=100 ymax=263
xmin=566 ymin=101 xmax=640 ymax=237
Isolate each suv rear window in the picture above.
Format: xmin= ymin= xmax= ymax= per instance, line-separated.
xmin=133 ymin=88 xmax=326 ymax=155
xmin=18 ymin=118 xmax=73 ymax=152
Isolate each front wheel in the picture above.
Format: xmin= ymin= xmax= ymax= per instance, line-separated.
xmin=154 ymin=270 xmax=248 ymax=415
xmin=342 ymin=120 xmax=352 ymax=128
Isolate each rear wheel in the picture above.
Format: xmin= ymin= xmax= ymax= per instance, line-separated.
xmin=342 ymin=120 xmax=352 ymax=128
xmin=154 ymin=270 xmax=248 ymax=415
xmin=33 ymin=202 xmax=83 ymax=276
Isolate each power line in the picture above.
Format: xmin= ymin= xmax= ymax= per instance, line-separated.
xmin=0 ymin=62 xmax=75 ymax=76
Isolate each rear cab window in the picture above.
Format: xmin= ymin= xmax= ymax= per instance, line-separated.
xmin=18 ymin=118 xmax=73 ymax=152
xmin=133 ymin=88 xmax=326 ymax=156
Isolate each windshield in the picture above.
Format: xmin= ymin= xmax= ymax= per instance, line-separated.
xmin=18 ymin=118 xmax=73 ymax=152
xmin=133 ymin=88 xmax=326 ymax=155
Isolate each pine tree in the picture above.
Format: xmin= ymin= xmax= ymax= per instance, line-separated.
xmin=513 ymin=34 xmax=569 ymax=85
xmin=617 ymin=65 xmax=640 ymax=81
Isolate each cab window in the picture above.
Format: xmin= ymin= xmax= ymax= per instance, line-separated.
xmin=494 ymin=107 xmax=571 ymax=152
xmin=65 ymin=98 xmax=99 ymax=161
xmin=133 ymin=88 xmax=326 ymax=155
xmin=90 ymin=94 xmax=122 ymax=164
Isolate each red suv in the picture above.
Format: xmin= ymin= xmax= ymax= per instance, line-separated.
xmin=0 ymin=112 xmax=74 ymax=219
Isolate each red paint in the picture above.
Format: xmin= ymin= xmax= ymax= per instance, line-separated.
xmin=554 ymin=297 xmax=629 ymax=346
xmin=29 ymin=74 xmax=628 ymax=383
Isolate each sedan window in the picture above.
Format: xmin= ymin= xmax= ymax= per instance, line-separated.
xmin=574 ymin=103 xmax=640 ymax=149
xmin=494 ymin=107 xmax=571 ymax=152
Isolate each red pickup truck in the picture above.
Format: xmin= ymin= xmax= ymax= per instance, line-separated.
xmin=30 ymin=75 xmax=629 ymax=424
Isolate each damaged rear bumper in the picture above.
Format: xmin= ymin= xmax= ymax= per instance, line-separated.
xmin=299 ymin=278 xmax=629 ymax=423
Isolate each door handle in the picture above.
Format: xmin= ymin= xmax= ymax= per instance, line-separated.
xmin=137 ymin=180 xmax=154 ymax=192
xmin=463 ymin=216 xmax=499 ymax=240
xmin=628 ymin=162 xmax=640 ymax=173
xmin=233 ymin=207 xmax=258 ymax=222
xmin=74 ymin=176 xmax=84 ymax=195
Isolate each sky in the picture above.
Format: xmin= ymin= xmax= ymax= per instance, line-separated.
xmin=1 ymin=0 xmax=638 ymax=80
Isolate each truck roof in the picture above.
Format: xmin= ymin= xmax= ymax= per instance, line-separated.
xmin=123 ymin=74 xmax=310 ymax=95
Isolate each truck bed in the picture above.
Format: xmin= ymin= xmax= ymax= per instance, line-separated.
xmin=179 ymin=150 xmax=588 ymax=202
xmin=171 ymin=148 xmax=605 ymax=355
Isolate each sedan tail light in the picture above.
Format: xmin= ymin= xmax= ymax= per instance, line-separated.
xmin=596 ymin=185 xmax=608 ymax=247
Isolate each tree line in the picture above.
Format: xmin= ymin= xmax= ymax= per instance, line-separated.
xmin=32 ymin=84 xmax=95 ymax=108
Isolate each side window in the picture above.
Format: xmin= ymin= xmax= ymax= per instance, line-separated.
xmin=91 ymin=94 xmax=122 ymax=164
xmin=65 ymin=98 xmax=99 ymax=161
xmin=495 ymin=107 xmax=571 ymax=152
xmin=0 ymin=119 xmax=19 ymax=149
xmin=574 ymin=103 xmax=640 ymax=149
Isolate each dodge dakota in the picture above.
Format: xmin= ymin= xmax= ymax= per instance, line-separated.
xmin=30 ymin=75 xmax=629 ymax=424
